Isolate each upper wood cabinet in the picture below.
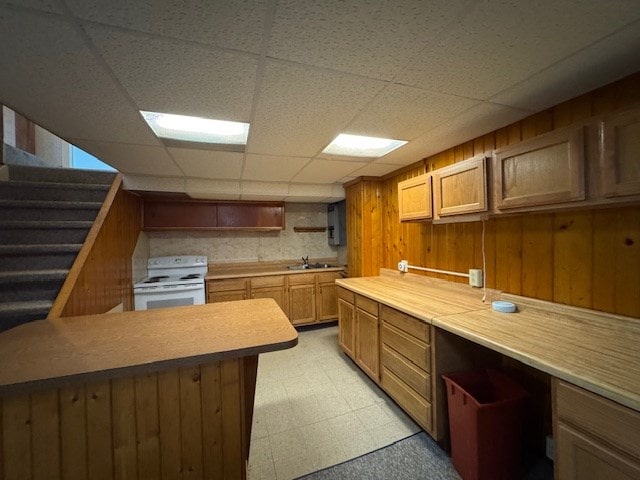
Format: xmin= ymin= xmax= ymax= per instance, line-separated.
xmin=143 ymin=199 xmax=284 ymax=231
xmin=493 ymin=126 xmax=586 ymax=210
xmin=433 ymin=155 xmax=487 ymax=218
xmin=599 ymin=107 xmax=640 ymax=198
xmin=398 ymin=174 xmax=432 ymax=221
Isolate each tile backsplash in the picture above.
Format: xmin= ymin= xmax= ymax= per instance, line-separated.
xmin=146 ymin=203 xmax=346 ymax=264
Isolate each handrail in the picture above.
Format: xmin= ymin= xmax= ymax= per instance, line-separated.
xmin=47 ymin=173 xmax=124 ymax=319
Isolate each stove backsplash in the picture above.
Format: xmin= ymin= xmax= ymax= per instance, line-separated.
xmin=146 ymin=203 xmax=346 ymax=265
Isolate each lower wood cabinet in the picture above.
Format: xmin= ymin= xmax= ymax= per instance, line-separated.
xmin=554 ymin=379 xmax=640 ymax=480
xmin=207 ymin=278 xmax=248 ymax=303
xmin=355 ymin=294 xmax=380 ymax=381
xmin=208 ymin=271 xmax=342 ymax=326
xmin=380 ymin=305 xmax=433 ymax=434
xmin=250 ymin=275 xmax=287 ymax=315
xmin=287 ymin=273 xmax=316 ymax=325
xmin=338 ymin=288 xmax=355 ymax=358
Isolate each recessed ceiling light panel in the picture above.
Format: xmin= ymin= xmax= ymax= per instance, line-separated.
xmin=141 ymin=111 xmax=249 ymax=145
xmin=322 ymin=133 xmax=407 ymax=157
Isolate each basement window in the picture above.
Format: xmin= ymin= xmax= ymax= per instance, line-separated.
xmin=71 ymin=146 xmax=116 ymax=171
xmin=140 ymin=111 xmax=249 ymax=148
xmin=322 ymin=133 xmax=407 ymax=157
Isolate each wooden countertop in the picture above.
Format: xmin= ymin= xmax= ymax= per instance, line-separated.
xmin=336 ymin=269 xmax=494 ymax=322
xmin=0 ymin=299 xmax=298 ymax=396
xmin=206 ymin=260 xmax=345 ymax=280
xmin=336 ymin=269 xmax=640 ymax=412
xmin=434 ymin=295 xmax=640 ymax=412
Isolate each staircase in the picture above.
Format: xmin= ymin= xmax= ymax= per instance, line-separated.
xmin=0 ymin=165 xmax=116 ymax=331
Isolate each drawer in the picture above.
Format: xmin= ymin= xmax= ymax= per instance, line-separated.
xmin=317 ymin=271 xmax=340 ymax=283
xmin=382 ymin=367 xmax=432 ymax=431
xmin=380 ymin=305 xmax=430 ymax=344
xmin=287 ymin=272 xmax=316 ymax=285
xmin=555 ymin=379 xmax=640 ymax=459
xmin=251 ymin=275 xmax=285 ymax=288
xmin=382 ymin=323 xmax=430 ymax=371
xmin=207 ymin=278 xmax=247 ymax=292
xmin=338 ymin=287 xmax=355 ymax=304
xmin=355 ymin=294 xmax=378 ymax=317
xmin=382 ymin=345 xmax=430 ymax=400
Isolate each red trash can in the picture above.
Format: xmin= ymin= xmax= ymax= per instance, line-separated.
xmin=442 ymin=369 xmax=528 ymax=480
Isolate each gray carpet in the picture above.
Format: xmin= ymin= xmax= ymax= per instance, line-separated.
xmin=297 ymin=432 xmax=460 ymax=480
xmin=297 ymin=431 xmax=554 ymax=480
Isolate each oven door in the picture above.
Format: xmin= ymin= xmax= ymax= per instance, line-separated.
xmin=134 ymin=284 xmax=205 ymax=311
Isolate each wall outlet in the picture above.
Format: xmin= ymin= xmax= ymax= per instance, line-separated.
xmin=469 ymin=268 xmax=483 ymax=287
xmin=398 ymin=260 xmax=409 ymax=273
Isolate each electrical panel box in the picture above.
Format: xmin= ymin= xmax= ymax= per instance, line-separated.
xmin=327 ymin=200 xmax=346 ymax=246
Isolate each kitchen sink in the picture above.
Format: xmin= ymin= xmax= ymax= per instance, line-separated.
xmin=287 ymin=263 xmax=337 ymax=270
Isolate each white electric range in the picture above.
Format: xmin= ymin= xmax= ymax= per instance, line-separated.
xmin=133 ymin=255 xmax=208 ymax=311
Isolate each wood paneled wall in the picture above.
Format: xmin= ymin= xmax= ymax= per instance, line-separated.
xmin=348 ymin=73 xmax=640 ymax=318
xmin=49 ymin=178 xmax=143 ymax=318
xmin=0 ymin=357 xmax=253 ymax=480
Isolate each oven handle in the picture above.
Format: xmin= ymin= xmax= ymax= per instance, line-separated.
xmin=135 ymin=284 xmax=204 ymax=293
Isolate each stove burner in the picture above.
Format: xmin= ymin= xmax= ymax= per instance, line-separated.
xmin=144 ymin=276 xmax=170 ymax=283
xmin=180 ymin=274 xmax=201 ymax=280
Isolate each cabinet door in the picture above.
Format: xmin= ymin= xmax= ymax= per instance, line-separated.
xmin=556 ymin=424 xmax=640 ymax=480
xmin=338 ymin=298 xmax=355 ymax=359
xmin=433 ymin=155 xmax=487 ymax=217
xmin=289 ymin=284 xmax=315 ymax=325
xmin=355 ymin=308 xmax=379 ymax=381
xmin=398 ymin=174 xmax=432 ymax=221
xmin=600 ymin=108 xmax=640 ymax=198
xmin=207 ymin=278 xmax=248 ymax=303
xmin=317 ymin=282 xmax=338 ymax=321
xmin=251 ymin=287 xmax=287 ymax=315
xmin=493 ymin=126 xmax=585 ymax=210
xmin=554 ymin=379 xmax=640 ymax=480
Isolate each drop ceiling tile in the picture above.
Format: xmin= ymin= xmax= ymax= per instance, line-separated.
xmin=397 ymin=0 xmax=640 ymax=100
xmin=65 ymin=0 xmax=268 ymax=54
xmin=490 ymin=23 xmax=640 ymax=111
xmin=169 ymin=148 xmax=243 ymax=179
xmin=348 ymin=84 xmax=480 ymax=140
xmin=287 ymin=183 xmax=336 ymax=199
xmin=0 ymin=0 xmax=60 ymax=12
xmin=349 ymin=163 xmax=400 ymax=177
xmin=414 ymin=102 xmax=531 ymax=160
xmin=86 ymin=25 xmax=258 ymax=120
xmin=269 ymin=0 xmax=473 ymax=80
xmin=0 ymin=8 xmax=160 ymax=145
xmin=122 ymin=174 xmax=186 ymax=193
xmin=243 ymin=154 xmax=310 ymax=181
xmin=70 ymin=139 xmax=183 ymax=176
xmin=241 ymin=181 xmax=289 ymax=196
xmin=247 ymin=60 xmax=386 ymax=157
xmin=186 ymin=178 xmax=240 ymax=199
xmin=292 ymin=159 xmax=367 ymax=183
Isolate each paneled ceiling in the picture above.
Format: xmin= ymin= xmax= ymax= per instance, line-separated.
xmin=1 ymin=1 xmax=639 ymax=202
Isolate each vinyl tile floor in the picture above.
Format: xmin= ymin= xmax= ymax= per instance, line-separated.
xmin=248 ymin=324 xmax=422 ymax=480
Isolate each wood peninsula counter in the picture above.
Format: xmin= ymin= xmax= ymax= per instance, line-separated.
xmin=0 ymin=299 xmax=297 ymax=480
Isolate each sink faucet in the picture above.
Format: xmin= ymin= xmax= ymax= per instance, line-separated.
xmin=302 ymin=256 xmax=309 ymax=267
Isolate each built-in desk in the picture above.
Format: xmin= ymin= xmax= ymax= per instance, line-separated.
xmin=336 ymin=269 xmax=640 ymax=479
xmin=0 ymin=300 xmax=297 ymax=480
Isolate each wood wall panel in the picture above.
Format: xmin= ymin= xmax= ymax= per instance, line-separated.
xmin=354 ymin=72 xmax=640 ymax=317
xmin=0 ymin=358 xmax=252 ymax=480
xmin=49 ymin=177 xmax=143 ymax=318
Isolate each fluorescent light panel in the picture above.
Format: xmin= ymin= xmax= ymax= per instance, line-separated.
xmin=322 ymin=133 xmax=407 ymax=157
xmin=141 ymin=111 xmax=249 ymax=145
